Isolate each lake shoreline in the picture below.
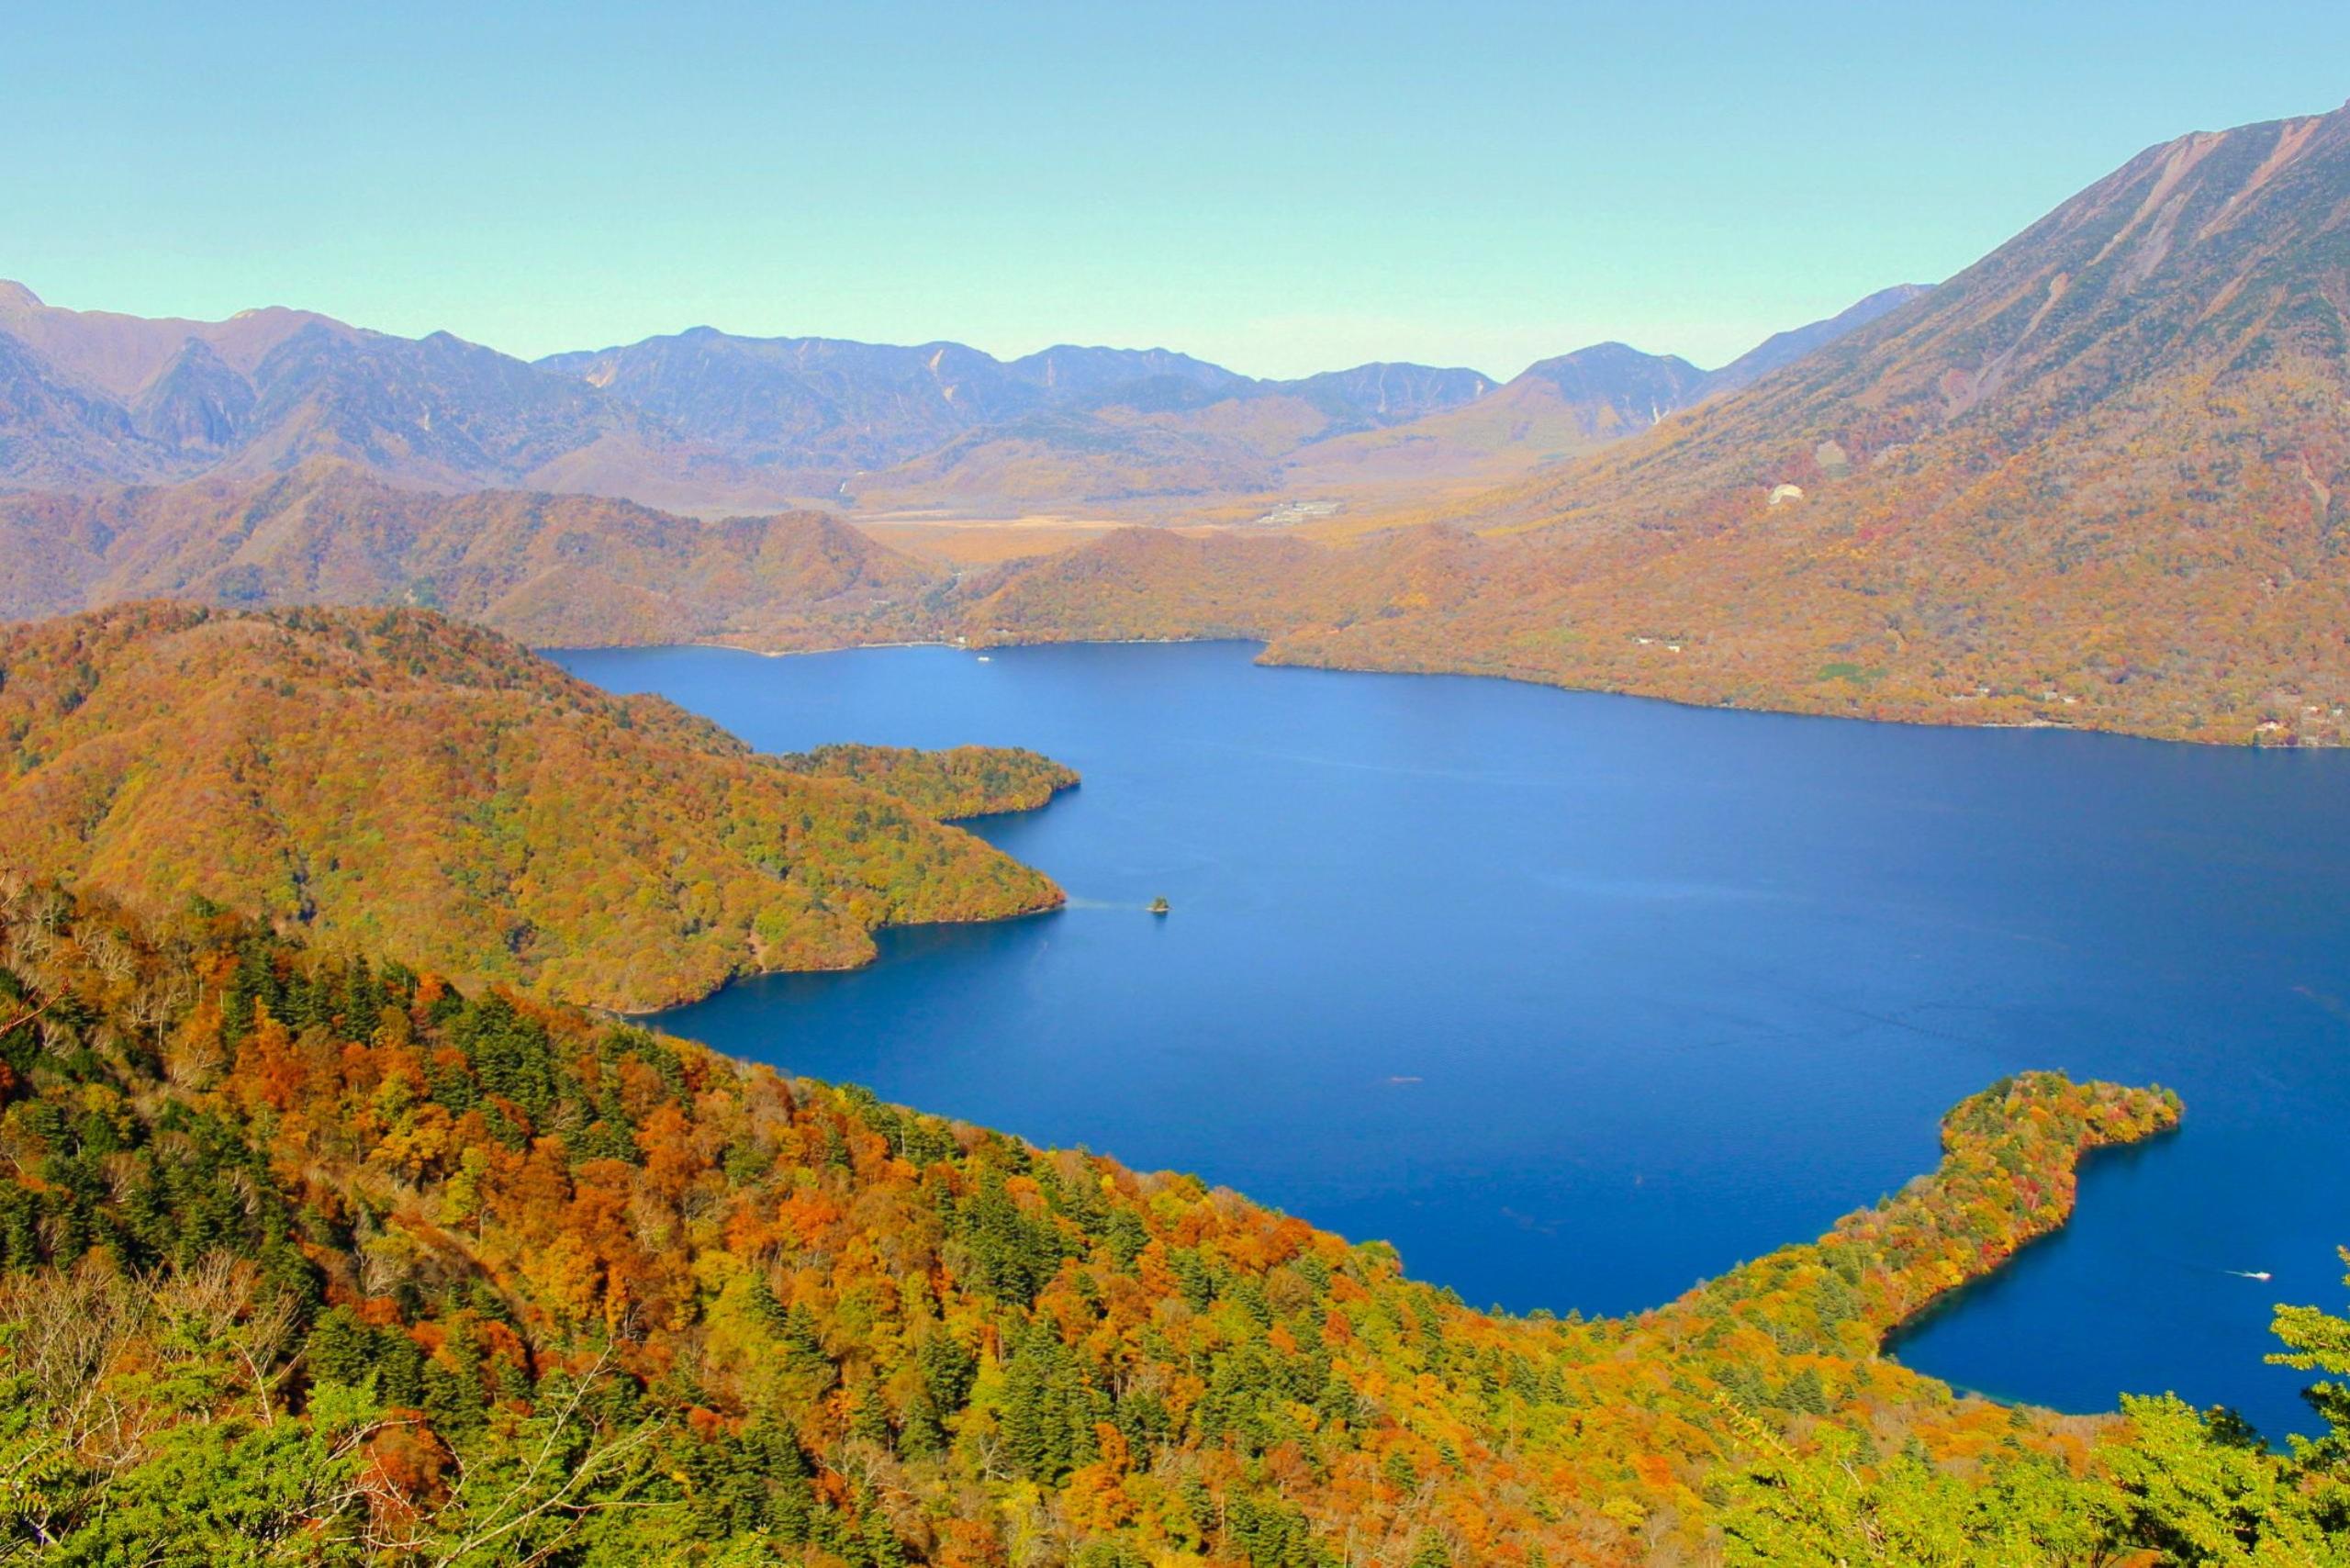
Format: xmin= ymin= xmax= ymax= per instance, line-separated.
xmin=545 ymin=630 xmax=2340 ymax=751
xmin=557 ymin=636 xmax=2347 ymax=1438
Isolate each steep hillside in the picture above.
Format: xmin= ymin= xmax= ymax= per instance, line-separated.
xmin=0 ymin=330 xmax=152 ymax=489
xmin=1351 ymin=101 xmax=2350 ymax=742
xmin=1697 ymin=283 xmax=1933 ymax=396
xmin=7 ymin=883 xmax=2331 ymax=1565
xmin=0 ymin=604 xmax=1064 ymax=1010
xmin=1480 ymin=102 xmax=2350 ymax=530
xmin=947 ymin=105 xmax=2350 ymax=744
xmin=0 ymin=460 xmax=943 ymax=646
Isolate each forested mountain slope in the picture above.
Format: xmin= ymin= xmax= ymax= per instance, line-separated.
xmin=0 ymin=604 xmax=1068 ymax=1010
xmin=1339 ymin=101 xmax=2350 ymax=742
xmin=0 ymin=459 xmax=942 ymax=647
xmin=5 ymin=882 xmax=2340 ymax=1564
xmin=1695 ymin=284 xmax=1932 ymax=397
xmin=946 ymin=103 xmax=2350 ymax=745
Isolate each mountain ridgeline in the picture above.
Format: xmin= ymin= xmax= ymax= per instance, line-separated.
xmin=923 ymin=102 xmax=2350 ymax=745
xmin=0 ymin=277 xmax=1911 ymax=518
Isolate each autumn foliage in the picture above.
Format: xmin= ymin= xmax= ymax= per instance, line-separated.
xmin=0 ymin=603 xmax=1066 ymax=1011
xmin=0 ymin=881 xmax=2228 ymax=1564
xmin=946 ymin=106 xmax=2350 ymax=748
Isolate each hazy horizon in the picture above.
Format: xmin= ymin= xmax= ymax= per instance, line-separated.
xmin=0 ymin=271 xmax=1941 ymax=386
xmin=6 ymin=2 xmax=2348 ymax=379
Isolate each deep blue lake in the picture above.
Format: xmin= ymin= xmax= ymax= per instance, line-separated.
xmin=552 ymin=639 xmax=2350 ymax=1439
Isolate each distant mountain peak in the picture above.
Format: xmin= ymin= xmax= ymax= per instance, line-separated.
xmin=1699 ymin=283 xmax=1934 ymax=395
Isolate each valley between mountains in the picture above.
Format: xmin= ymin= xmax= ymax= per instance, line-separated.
xmin=9 ymin=104 xmax=2350 ymax=745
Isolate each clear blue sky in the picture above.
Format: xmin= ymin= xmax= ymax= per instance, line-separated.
xmin=5 ymin=2 xmax=2345 ymax=379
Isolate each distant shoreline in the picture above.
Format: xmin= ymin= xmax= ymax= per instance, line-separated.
xmin=542 ymin=633 xmax=2344 ymax=751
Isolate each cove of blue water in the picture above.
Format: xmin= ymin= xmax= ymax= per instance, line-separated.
xmin=550 ymin=639 xmax=2350 ymax=1439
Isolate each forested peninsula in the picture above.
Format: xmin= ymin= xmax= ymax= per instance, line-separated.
xmin=1 ymin=881 xmax=2342 ymax=1564
xmin=0 ymin=603 xmax=1074 ymax=1012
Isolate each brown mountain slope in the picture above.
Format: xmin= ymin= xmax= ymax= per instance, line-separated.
xmin=1275 ymin=342 xmax=1716 ymax=504
xmin=0 ymin=603 xmax=1065 ymax=1009
xmin=1350 ymin=101 xmax=2350 ymax=741
xmin=952 ymin=104 xmax=2350 ymax=744
xmin=0 ymin=459 xmax=941 ymax=646
xmin=1468 ymin=104 xmax=2350 ymax=532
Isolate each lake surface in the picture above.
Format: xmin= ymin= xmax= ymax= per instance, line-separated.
xmin=552 ymin=639 xmax=2350 ymax=1439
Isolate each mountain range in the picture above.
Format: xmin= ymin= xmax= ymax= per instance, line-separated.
xmin=937 ymin=101 xmax=2350 ymax=745
xmin=6 ymin=100 xmax=2346 ymax=746
xmin=0 ymin=275 xmax=1919 ymax=518
xmin=5 ymin=95 xmax=2350 ymax=1566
